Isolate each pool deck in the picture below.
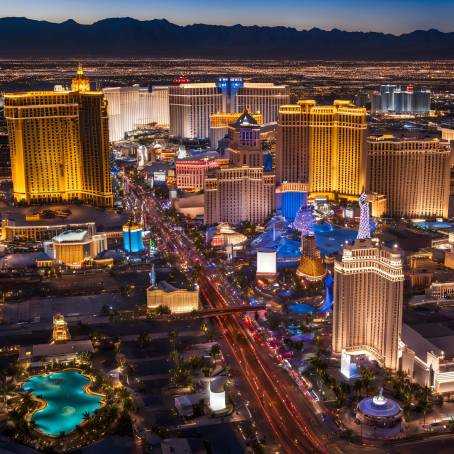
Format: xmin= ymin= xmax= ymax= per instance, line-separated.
xmin=22 ymin=368 xmax=106 ymax=438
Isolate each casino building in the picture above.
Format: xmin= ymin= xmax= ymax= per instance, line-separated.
xmin=4 ymin=65 xmax=113 ymax=207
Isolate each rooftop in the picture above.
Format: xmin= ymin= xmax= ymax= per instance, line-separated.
xmin=19 ymin=340 xmax=94 ymax=361
xmin=53 ymin=229 xmax=88 ymax=243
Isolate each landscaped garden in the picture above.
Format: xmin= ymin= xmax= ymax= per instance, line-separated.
xmin=2 ymin=356 xmax=134 ymax=453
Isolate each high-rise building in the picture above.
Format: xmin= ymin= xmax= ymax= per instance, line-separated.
xmin=103 ymin=85 xmax=169 ymax=142
xmin=367 ymin=136 xmax=451 ymax=218
xmin=5 ymin=65 xmax=112 ymax=207
xmin=371 ymin=85 xmax=431 ymax=114
xmin=234 ymin=82 xmax=289 ymax=124
xmin=277 ymin=100 xmax=367 ymax=200
xmin=204 ymin=111 xmax=275 ymax=225
xmin=276 ymin=100 xmax=314 ymax=184
xmin=332 ymin=196 xmax=404 ymax=371
xmin=169 ymin=83 xmax=224 ymax=140
xmin=204 ymin=166 xmax=275 ymax=225
xmin=170 ymin=78 xmax=289 ymax=142
xmin=209 ymin=111 xmax=263 ymax=150
xmin=175 ymin=152 xmax=228 ymax=191
xmin=0 ymin=133 xmax=10 ymax=179
xmin=226 ymin=111 xmax=264 ymax=168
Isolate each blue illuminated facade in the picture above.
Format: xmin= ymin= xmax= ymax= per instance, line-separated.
xmin=281 ymin=191 xmax=308 ymax=222
xmin=216 ymin=77 xmax=244 ymax=111
xmin=263 ymin=153 xmax=273 ymax=172
xmin=123 ymin=224 xmax=144 ymax=253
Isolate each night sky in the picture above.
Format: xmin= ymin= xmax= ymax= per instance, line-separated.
xmin=2 ymin=0 xmax=453 ymax=34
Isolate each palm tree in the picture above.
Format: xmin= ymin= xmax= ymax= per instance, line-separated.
xmin=0 ymin=376 xmax=14 ymax=411
xmin=138 ymin=332 xmax=150 ymax=348
xmin=360 ymin=367 xmax=375 ymax=393
xmin=169 ymin=329 xmax=178 ymax=347
xmin=353 ymin=379 xmax=363 ymax=397
xmin=112 ymin=337 xmax=122 ymax=352
xmin=210 ymin=344 xmax=221 ymax=359
xmin=417 ymin=386 xmax=432 ymax=427
xmin=122 ymin=361 xmax=135 ymax=385
xmin=83 ymin=411 xmax=91 ymax=421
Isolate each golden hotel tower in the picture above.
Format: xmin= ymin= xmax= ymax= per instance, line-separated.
xmin=277 ymin=100 xmax=367 ymax=200
xmin=5 ymin=65 xmax=113 ymax=207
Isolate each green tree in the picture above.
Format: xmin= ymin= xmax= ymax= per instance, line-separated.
xmin=210 ymin=344 xmax=221 ymax=359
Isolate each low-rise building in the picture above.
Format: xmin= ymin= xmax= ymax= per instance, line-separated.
xmin=51 ymin=230 xmax=108 ymax=267
xmin=401 ymin=323 xmax=454 ymax=395
xmin=19 ymin=340 xmax=94 ymax=369
xmin=147 ymin=281 xmax=199 ymax=314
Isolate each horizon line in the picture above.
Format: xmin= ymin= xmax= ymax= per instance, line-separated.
xmin=0 ymin=16 xmax=452 ymax=37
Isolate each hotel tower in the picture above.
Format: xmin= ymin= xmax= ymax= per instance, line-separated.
xmin=277 ymin=100 xmax=367 ymax=201
xmin=5 ymin=65 xmax=113 ymax=207
xmin=169 ymin=78 xmax=289 ymax=142
xmin=367 ymin=136 xmax=451 ymax=219
xmin=204 ymin=112 xmax=275 ymax=225
xmin=332 ymin=194 xmax=404 ymax=371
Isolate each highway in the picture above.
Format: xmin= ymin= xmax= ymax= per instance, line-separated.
xmin=126 ymin=180 xmax=332 ymax=453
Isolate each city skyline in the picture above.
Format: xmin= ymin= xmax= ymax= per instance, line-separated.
xmin=2 ymin=0 xmax=454 ymax=34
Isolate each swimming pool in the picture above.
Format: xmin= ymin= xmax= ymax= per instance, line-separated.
xmin=413 ymin=221 xmax=453 ymax=230
xmin=23 ymin=370 xmax=102 ymax=436
xmin=288 ymin=304 xmax=316 ymax=314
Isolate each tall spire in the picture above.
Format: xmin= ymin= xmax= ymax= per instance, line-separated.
xmin=76 ymin=62 xmax=84 ymax=76
xmin=72 ymin=63 xmax=90 ymax=92
xmin=357 ymin=192 xmax=371 ymax=240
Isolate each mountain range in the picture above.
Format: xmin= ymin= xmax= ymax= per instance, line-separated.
xmin=1 ymin=17 xmax=454 ymax=59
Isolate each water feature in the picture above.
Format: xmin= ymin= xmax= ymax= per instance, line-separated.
xmin=413 ymin=221 xmax=453 ymax=230
xmin=23 ymin=370 xmax=102 ymax=436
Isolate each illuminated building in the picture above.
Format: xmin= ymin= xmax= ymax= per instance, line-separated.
xmin=332 ymin=201 xmax=404 ymax=369
xmin=204 ymin=112 xmax=275 ymax=225
xmin=204 ymin=166 xmax=275 ymax=225
xmin=277 ymin=100 xmax=367 ymax=200
xmin=371 ymin=84 xmax=431 ymax=114
xmin=294 ymin=202 xmax=325 ymax=282
xmin=401 ymin=323 xmax=454 ymax=394
xmin=19 ymin=340 xmax=94 ymax=370
xmin=210 ymin=223 xmax=247 ymax=249
xmin=0 ymin=133 xmax=10 ymax=179
xmin=209 ymin=376 xmax=227 ymax=412
xmin=170 ymin=78 xmax=288 ymax=141
xmin=52 ymin=314 xmax=71 ymax=344
xmin=356 ymin=389 xmax=402 ymax=428
xmin=226 ymin=111 xmax=264 ymax=168
xmin=234 ymin=82 xmax=289 ymax=123
xmin=175 ymin=151 xmax=228 ymax=191
xmin=0 ymin=219 xmax=96 ymax=242
xmin=103 ymin=85 xmax=169 ymax=142
xmin=5 ymin=65 xmax=113 ymax=207
xmin=277 ymin=100 xmax=314 ymax=184
xmin=123 ymin=220 xmax=144 ymax=253
xmin=51 ymin=229 xmax=108 ymax=268
xmin=280 ymin=183 xmax=308 ymax=222
xmin=147 ymin=281 xmax=199 ymax=314
xmin=71 ymin=63 xmax=90 ymax=92
xmin=169 ymin=83 xmax=223 ymax=139
xmin=367 ymin=136 xmax=451 ymax=218
xmin=256 ymin=249 xmax=277 ymax=277
xmin=209 ymin=111 xmax=263 ymax=149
